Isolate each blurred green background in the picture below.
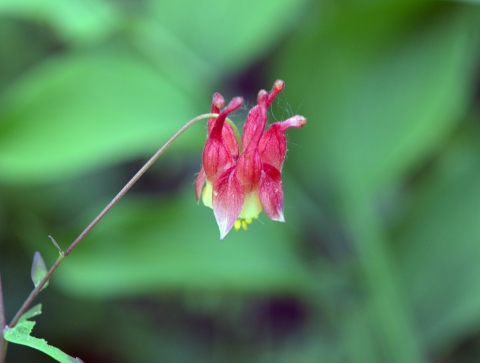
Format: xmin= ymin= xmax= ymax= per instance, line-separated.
xmin=1 ymin=0 xmax=480 ymax=362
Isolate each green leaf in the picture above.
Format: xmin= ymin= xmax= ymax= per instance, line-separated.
xmin=128 ymin=0 xmax=312 ymax=104
xmin=4 ymin=304 xmax=83 ymax=363
xmin=273 ymin=3 xmax=480 ymax=361
xmin=49 ymin=192 xmax=312 ymax=298
xmin=0 ymin=0 xmax=312 ymax=186
xmin=0 ymin=0 xmax=119 ymax=44
xmin=275 ymin=2 xmax=480 ymax=196
xmin=0 ymin=49 xmax=201 ymax=184
xmin=145 ymin=0 xmax=311 ymax=74
xmin=18 ymin=304 xmax=42 ymax=323
xmin=30 ymin=251 xmax=49 ymax=289
xmin=394 ymin=126 xmax=480 ymax=350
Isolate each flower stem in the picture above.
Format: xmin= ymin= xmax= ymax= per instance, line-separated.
xmin=0 ymin=272 xmax=7 ymax=363
xmin=8 ymin=112 xmax=219 ymax=329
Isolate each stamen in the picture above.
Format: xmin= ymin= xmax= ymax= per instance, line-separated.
xmin=234 ymin=220 xmax=242 ymax=231
xmin=241 ymin=220 xmax=248 ymax=230
xmin=233 ymin=217 xmax=257 ymax=232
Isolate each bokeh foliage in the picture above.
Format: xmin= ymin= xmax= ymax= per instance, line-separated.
xmin=1 ymin=0 xmax=480 ymax=362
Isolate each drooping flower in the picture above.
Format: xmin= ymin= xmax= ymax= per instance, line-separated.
xmin=195 ymin=80 xmax=306 ymax=239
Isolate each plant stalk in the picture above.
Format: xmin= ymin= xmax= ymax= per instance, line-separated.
xmin=0 ymin=271 xmax=7 ymax=363
xmin=8 ymin=112 xmax=220 ymax=329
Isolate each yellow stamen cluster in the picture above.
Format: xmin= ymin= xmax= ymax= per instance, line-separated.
xmin=234 ymin=216 xmax=258 ymax=231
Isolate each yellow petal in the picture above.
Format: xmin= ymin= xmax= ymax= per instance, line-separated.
xmin=239 ymin=192 xmax=262 ymax=219
xmin=201 ymin=181 xmax=214 ymax=209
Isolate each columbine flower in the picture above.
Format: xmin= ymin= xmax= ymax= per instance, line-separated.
xmin=195 ymin=80 xmax=306 ymax=239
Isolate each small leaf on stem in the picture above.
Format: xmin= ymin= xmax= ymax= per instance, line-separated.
xmin=4 ymin=304 xmax=83 ymax=363
xmin=31 ymin=252 xmax=49 ymax=290
xmin=19 ymin=304 xmax=42 ymax=324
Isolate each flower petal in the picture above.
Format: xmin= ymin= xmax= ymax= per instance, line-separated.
xmin=195 ymin=166 xmax=205 ymax=203
xmin=241 ymin=105 xmax=261 ymax=150
xmin=236 ymin=91 xmax=268 ymax=193
xmin=220 ymin=123 xmax=239 ymax=157
xmin=238 ymin=192 xmax=263 ymax=220
xmin=201 ymin=180 xmax=214 ymax=209
xmin=259 ymin=163 xmax=284 ymax=222
xmin=259 ymin=115 xmax=306 ymax=170
xmin=209 ymin=93 xmax=224 ymax=124
xmin=236 ymin=147 xmax=262 ymax=194
xmin=266 ymin=79 xmax=284 ymax=107
xmin=210 ymin=97 xmax=243 ymax=138
xmin=241 ymin=90 xmax=269 ymax=150
xmin=207 ymin=94 xmax=239 ymax=157
xmin=241 ymin=81 xmax=284 ymax=149
xmin=203 ymin=97 xmax=243 ymax=182
xmin=202 ymin=137 xmax=235 ymax=182
xmin=212 ymin=166 xmax=244 ymax=239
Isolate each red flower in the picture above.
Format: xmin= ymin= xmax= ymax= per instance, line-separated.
xmin=195 ymin=80 xmax=306 ymax=239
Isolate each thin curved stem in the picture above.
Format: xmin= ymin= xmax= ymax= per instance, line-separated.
xmin=8 ymin=112 xmax=219 ymax=329
xmin=0 ymin=272 xmax=7 ymax=363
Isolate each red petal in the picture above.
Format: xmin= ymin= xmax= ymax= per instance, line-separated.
xmin=203 ymin=97 xmax=243 ymax=182
xmin=210 ymin=97 xmax=243 ymax=138
xmin=266 ymin=80 xmax=285 ymax=107
xmin=212 ymin=166 xmax=244 ymax=239
xmin=259 ymin=163 xmax=284 ymax=222
xmin=207 ymin=93 xmax=224 ymax=135
xmin=258 ymin=124 xmax=286 ymax=170
xmin=221 ymin=123 xmax=239 ymax=157
xmin=202 ymin=137 xmax=234 ymax=182
xmin=236 ymin=148 xmax=262 ymax=194
xmin=241 ymin=90 xmax=269 ymax=149
xmin=243 ymin=80 xmax=291 ymax=157
xmin=195 ymin=166 xmax=205 ymax=203
xmin=259 ymin=115 xmax=306 ymax=170
xmin=211 ymin=93 xmax=224 ymax=115
xmin=207 ymin=94 xmax=238 ymax=156
xmin=241 ymin=105 xmax=260 ymax=150
xmin=208 ymin=120 xmax=239 ymax=157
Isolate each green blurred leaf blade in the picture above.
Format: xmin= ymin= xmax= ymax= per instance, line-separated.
xmin=394 ymin=127 xmax=480 ymax=350
xmin=0 ymin=50 xmax=201 ymax=184
xmin=275 ymin=2 xmax=480 ymax=195
xmin=50 ymin=192 xmax=312 ymax=298
xmin=147 ymin=0 xmax=311 ymax=74
xmin=0 ymin=0 xmax=119 ymax=44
